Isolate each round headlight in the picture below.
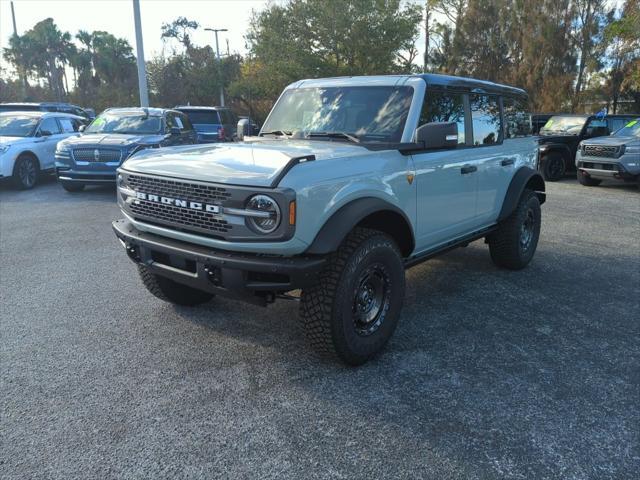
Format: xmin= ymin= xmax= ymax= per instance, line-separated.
xmin=246 ymin=194 xmax=281 ymax=234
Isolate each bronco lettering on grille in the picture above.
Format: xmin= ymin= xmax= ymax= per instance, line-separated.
xmin=135 ymin=191 xmax=220 ymax=213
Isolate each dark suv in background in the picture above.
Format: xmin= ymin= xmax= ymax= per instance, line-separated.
xmin=538 ymin=113 xmax=638 ymax=181
xmin=54 ymin=107 xmax=197 ymax=192
xmin=0 ymin=102 xmax=94 ymax=121
xmin=174 ymin=106 xmax=237 ymax=143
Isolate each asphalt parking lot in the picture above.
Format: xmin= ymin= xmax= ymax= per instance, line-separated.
xmin=1 ymin=175 xmax=638 ymax=480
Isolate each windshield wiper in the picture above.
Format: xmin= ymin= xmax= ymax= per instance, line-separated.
xmin=307 ymin=131 xmax=360 ymax=143
xmin=260 ymin=130 xmax=292 ymax=137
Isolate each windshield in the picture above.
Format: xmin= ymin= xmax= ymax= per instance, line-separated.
xmin=540 ymin=116 xmax=588 ymax=135
xmin=613 ymin=119 xmax=640 ymax=137
xmin=261 ymin=86 xmax=414 ymax=143
xmin=0 ymin=115 xmax=38 ymax=137
xmin=181 ymin=110 xmax=221 ymax=125
xmin=85 ymin=113 xmax=163 ymax=135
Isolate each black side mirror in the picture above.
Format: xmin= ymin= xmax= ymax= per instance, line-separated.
xmin=170 ymin=126 xmax=181 ymax=135
xmin=38 ymin=130 xmax=52 ymax=137
xmin=415 ymin=122 xmax=459 ymax=149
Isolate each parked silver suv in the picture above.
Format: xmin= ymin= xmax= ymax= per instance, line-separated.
xmin=576 ymin=118 xmax=640 ymax=187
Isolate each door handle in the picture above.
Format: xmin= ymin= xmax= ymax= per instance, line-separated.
xmin=501 ymin=158 xmax=515 ymax=166
xmin=460 ymin=165 xmax=477 ymax=174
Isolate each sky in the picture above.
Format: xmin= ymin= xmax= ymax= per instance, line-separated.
xmin=0 ymin=0 xmax=282 ymax=76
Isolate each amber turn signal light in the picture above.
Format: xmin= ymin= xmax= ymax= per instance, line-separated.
xmin=289 ymin=201 xmax=296 ymax=225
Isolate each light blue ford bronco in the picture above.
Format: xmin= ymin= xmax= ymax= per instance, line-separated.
xmin=113 ymin=74 xmax=545 ymax=365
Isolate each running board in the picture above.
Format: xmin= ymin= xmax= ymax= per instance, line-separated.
xmin=404 ymin=226 xmax=497 ymax=269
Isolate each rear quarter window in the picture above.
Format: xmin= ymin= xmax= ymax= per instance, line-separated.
xmin=503 ymin=97 xmax=532 ymax=138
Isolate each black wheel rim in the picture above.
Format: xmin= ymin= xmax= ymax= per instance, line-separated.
xmin=352 ymin=264 xmax=391 ymax=336
xmin=520 ymin=208 xmax=535 ymax=252
xmin=548 ymin=157 xmax=565 ymax=179
xmin=18 ymin=158 xmax=36 ymax=187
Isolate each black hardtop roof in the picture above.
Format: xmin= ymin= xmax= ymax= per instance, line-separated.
xmin=417 ymin=73 xmax=527 ymax=98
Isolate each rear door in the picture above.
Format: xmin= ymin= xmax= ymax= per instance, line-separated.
xmin=466 ymin=94 xmax=511 ymax=223
xmin=411 ymin=89 xmax=480 ymax=250
xmin=35 ymin=117 xmax=63 ymax=169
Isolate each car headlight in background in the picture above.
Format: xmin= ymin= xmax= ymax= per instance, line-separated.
xmin=55 ymin=144 xmax=70 ymax=158
xmin=246 ymin=194 xmax=281 ymax=234
xmin=623 ymin=145 xmax=639 ymax=154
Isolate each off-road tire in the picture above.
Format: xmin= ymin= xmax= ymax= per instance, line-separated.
xmin=61 ymin=181 xmax=85 ymax=192
xmin=138 ymin=264 xmax=214 ymax=306
xmin=488 ymin=190 xmax=541 ymax=270
xmin=300 ymin=227 xmax=405 ymax=365
xmin=12 ymin=154 xmax=39 ymax=190
xmin=577 ymin=171 xmax=601 ymax=186
xmin=541 ymin=152 xmax=566 ymax=181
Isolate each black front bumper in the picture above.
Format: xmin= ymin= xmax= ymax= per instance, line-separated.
xmin=112 ymin=219 xmax=325 ymax=305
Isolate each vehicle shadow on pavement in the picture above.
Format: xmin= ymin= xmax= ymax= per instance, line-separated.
xmin=161 ymin=238 xmax=638 ymax=478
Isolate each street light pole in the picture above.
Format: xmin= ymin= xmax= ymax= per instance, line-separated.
xmin=132 ymin=0 xmax=149 ymax=107
xmin=205 ymin=27 xmax=228 ymax=107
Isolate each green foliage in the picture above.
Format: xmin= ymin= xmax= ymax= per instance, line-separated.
xmin=237 ymin=0 xmax=423 ymax=103
xmin=2 ymin=2 xmax=638 ymax=116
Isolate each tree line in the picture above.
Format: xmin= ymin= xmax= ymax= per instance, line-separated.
xmin=1 ymin=0 xmax=638 ymax=122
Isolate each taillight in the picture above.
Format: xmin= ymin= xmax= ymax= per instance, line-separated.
xmin=218 ymin=126 xmax=226 ymax=140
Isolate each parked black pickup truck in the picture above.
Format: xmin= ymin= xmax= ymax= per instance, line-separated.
xmin=538 ymin=114 xmax=638 ymax=181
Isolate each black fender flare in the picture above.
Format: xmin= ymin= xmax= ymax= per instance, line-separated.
xmin=539 ymin=143 xmax=572 ymax=164
xmin=497 ymin=166 xmax=546 ymax=222
xmin=306 ymin=197 xmax=415 ymax=255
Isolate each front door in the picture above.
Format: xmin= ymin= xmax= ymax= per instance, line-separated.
xmin=412 ymin=89 xmax=479 ymax=251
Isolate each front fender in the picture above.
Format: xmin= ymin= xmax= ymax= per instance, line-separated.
xmin=306 ymin=196 xmax=414 ymax=255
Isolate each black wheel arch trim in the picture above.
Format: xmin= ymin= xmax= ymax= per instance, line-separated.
xmin=540 ymin=144 xmax=572 ymax=162
xmin=305 ymin=197 xmax=415 ymax=256
xmin=498 ymin=166 xmax=545 ymax=222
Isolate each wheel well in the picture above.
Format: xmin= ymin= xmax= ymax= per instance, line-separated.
xmin=357 ymin=210 xmax=414 ymax=257
xmin=525 ymin=174 xmax=546 ymax=205
xmin=16 ymin=151 xmax=41 ymax=169
xmin=543 ymin=148 xmax=570 ymax=165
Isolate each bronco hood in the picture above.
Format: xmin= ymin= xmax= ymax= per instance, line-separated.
xmin=121 ymin=139 xmax=369 ymax=187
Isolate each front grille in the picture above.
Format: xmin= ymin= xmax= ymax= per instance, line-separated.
xmin=73 ymin=148 xmax=122 ymax=162
xmin=582 ymin=145 xmax=620 ymax=158
xmin=126 ymin=174 xmax=231 ymax=204
xmin=124 ymin=173 xmax=232 ymax=236
xmin=129 ymin=200 xmax=230 ymax=234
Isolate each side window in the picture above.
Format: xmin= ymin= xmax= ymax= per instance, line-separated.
xmin=176 ymin=113 xmax=191 ymax=131
xmin=38 ymin=117 xmax=62 ymax=135
xmin=166 ymin=113 xmax=176 ymax=131
xmin=470 ymin=94 xmax=502 ymax=145
xmin=608 ymin=118 xmax=626 ymax=133
xmin=503 ymin=97 xmax=532 ymax=138
xmin=585 ymin=117 xmax=609 ymax=137
xmin=419 ymin=90 xmax=466 ymax=145
xmin=58 ymin=117 xmax=78 ymax=133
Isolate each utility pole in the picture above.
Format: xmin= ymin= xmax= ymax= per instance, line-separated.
xmin=205 ymin=27 xmax=228 ymax=107
xmin=132 ymin=0 xmax=149 ymax=107
xmin=10 ymin=0 xmax=28 ymax=98
xmin=424 ymin=1 xmax=430 ymax=73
